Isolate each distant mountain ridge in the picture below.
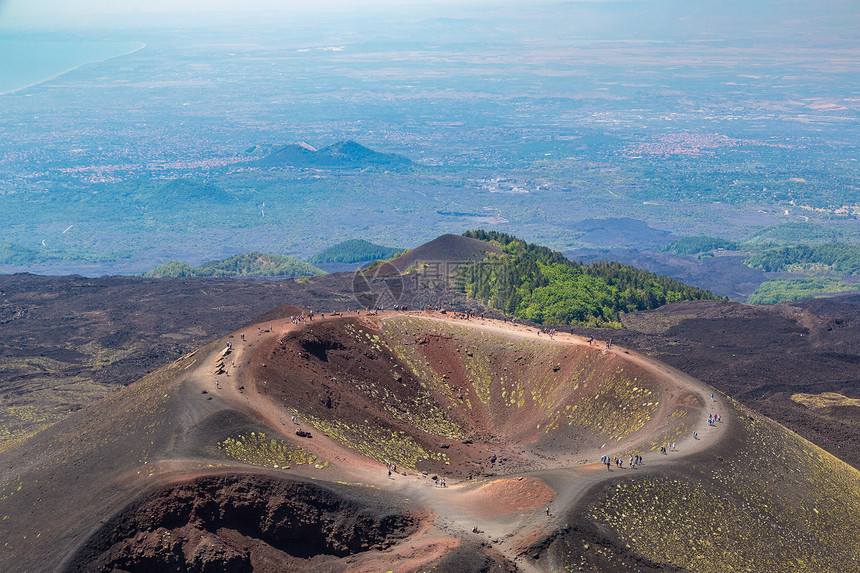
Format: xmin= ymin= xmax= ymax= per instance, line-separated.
xmin=252 ymin=140 xmax=412 ymax=170
xmin=144 ymin=252 xmax=325 ymax=278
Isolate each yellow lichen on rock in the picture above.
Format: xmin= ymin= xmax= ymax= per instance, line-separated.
xmin=791 ymin=392 xmax=860 ymax=410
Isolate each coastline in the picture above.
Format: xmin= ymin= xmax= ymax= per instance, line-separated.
xmin=0 ymin=41 xmax=146 ymax=96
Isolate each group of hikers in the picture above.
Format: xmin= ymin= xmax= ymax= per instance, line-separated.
xmin=290 ymin=310 xmax=313 ymax=325
xmin=386 ymin=460 xmax=398 ymax=477
xmin=538 ymin=328 xmax=558 ymax=339
xmin=583 ymin=336 xmax=611 ymax=349
xmin=601 ymin=454 xmax=643 ymax=469
xmin=308 ymin=305 xmax=421 ymax=317
xmin=451 ymin=309 xmax=483 ymax=320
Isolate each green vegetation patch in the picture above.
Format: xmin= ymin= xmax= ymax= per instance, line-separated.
xmin=343 ymin=320 xmax=465 ymax=440
xmin=587 ymin=409 xmax=860 ymax=572
xmin=0 ymin=340 xmax=140 ymax=453
xmin=218 ymin=432 xmax=325 ymax=469
xmin=791 ymin=392 xmax=860 ymax=410
xmin=541 ymin=369 xmax=659 ymax=442
xmin=662 ymin=236 xmax=741 ymax=255
xmin=308 ymin=238 xmax=403 ymax=264
xmin=0 ymin=242 xmax=40 ymax=265
xmin=747 ymin=277 xmax=859 ymax=304
xmin=144 ymin=251 xmax=325 ymax=278
xmin=352 ymin=376 xmax=466 ymax=441
xmin=460 ymin=230 xmax=723 ymax=327
xmin=303 ymin=415 xmax=448 ymax=470
xmin=744 ymin=243 xmax=860 ymax=275
xmin=0 ymin=404 xmax=65 ymax=454
xmin=0 ymin=241 xmax=124 ymax=265
xmin=744 ymin=222 xmax=843 ymax=247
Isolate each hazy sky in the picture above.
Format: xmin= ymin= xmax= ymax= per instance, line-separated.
xmin=1 ymin=0 xmax=504 ymax=28
xmin=2 ymin=0 xmax=856 ymax=40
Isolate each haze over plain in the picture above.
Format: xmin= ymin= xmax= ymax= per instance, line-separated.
xmin=0 ymin=0 xmax=856 ymax=280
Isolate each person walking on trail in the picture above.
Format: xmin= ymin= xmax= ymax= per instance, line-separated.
xmin=693 ymin=430 xmax=698 ymax=439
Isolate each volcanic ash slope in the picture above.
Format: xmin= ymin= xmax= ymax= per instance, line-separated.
xmin=0 ymin=312 xmax=858 ymax=572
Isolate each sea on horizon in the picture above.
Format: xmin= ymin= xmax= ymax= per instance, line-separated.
xmin=0 ymin=36 xmax=143 ymax=94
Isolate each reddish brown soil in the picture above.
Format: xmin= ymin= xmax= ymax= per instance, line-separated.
xmin=250 ymin=313 xmax=666 ymax=478
xmin=0 ymin=311 xmax=725 ymax=572
xmin=457 ymin=478 xmax=555 ymax=518
xmin=1 ymin=270 xmax=859 ymax=571
xmin=67 ymin=473 xmax=418 ymax=573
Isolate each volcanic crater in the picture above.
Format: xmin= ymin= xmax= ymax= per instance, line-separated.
xmin=253 ymin=315 xmax=670 ymax=478
xmin=1 ymin=309 xmax=859 ymax=572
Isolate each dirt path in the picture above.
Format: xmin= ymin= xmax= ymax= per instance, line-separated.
xmin=176 ymin=310 xmax=729 ymax=570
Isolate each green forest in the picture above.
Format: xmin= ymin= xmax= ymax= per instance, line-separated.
xmin=748 ymin=277 xmax=860 ymax=304
xmin=308 ymin=239 xmax=403 ymax=264
xmin=743 ymin=222 xmax=845 ymax=246
xmin=662 ymin=236 xmax=741 ymax=255
xmin=744 ymin=243 xmax=860 ymax=275
xmin=460 ymin=230 xmax=723 ymax=327
xmin=0 ymin=242 xmax=41 ymax=265
xmin=144 ymin=252 xmax=325 ymax=278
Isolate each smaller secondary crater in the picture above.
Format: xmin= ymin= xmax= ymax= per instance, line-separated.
xmin=66 ymin=474 xmax=416 ymax=572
